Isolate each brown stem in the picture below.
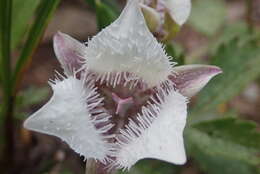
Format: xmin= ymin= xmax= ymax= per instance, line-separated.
xmin=85 ymin=159 xmax=117 ymax=174
xmin=246 ymin=0 xmax=254 ymax=33
xmin=2 ymin=95 xmax=15 ymax=173
xmin=86 ymin=159 xmax=98 ymax=174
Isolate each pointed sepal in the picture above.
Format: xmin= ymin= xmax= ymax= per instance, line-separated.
xmin=53 ymin=32 xmax=86 ymax=75
xmin=170 ymin=65 xmax=222 ymax=98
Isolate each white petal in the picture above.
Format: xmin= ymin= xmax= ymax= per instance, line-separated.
xmin=24 ymin=76 xmax=113 ymax=162
xmin=53 ymin=32 xmax=86 ymax=75
xmin=114 ymin=89 xmax=187 ymax=170
xmin=164 ymin=0 xmax=191 ymax=25
xmin=84 ymin=0 xmax=173 ymax=87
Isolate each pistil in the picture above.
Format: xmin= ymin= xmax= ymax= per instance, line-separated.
xmin=111 ymin=92 xmax=134 ymax=117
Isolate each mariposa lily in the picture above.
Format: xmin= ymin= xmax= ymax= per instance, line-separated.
xmin=24 ymin=0 xmax=221 ymax=172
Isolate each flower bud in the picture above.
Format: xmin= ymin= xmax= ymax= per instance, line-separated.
xmin=140 ymin=4 xmax=161 ymax=33
xmin=140 ymin=0 xmax=191 ymax=41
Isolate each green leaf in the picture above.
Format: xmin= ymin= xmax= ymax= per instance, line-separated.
xmin=85 ymin=0 xmax=119 ymax=11
xmin=209 ymin=22 xmax=249 ymax=54
xmin=84 ymin=0 xmax=119 ymax=30
xmin=188 ymin=0 xmax=226 ymax=36
xmin=85 ymin=0 xmax=96 ymax=8
xmin=0 ymin=0 xmax=12 ymax=99
xmin=117 ymin=159 xmax=181 ymax=174
xmin=194 ymin=117 xmax=260 ymax=149
xmin=190 ymin=37 xmax=260 ymax=122
xmin=12 ymin=0 xmax=60 ymax=90
xmin=185 ymin=118 xmax=260 ymax=174
xmin=15 ymin=86 xmax=49 ymax=120
xmin=11 ymin=0 xmax=40 ymax=50
xmin=0 ymin=2 xmax=13 ymax=146
xmin=95 ymin=0 xmax=119 ymax=30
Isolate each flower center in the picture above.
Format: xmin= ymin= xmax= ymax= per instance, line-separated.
xmin=94 ymin=75 xmax=155 ymax=135
xmin=111 ymin=93 xmax=134 ymax=117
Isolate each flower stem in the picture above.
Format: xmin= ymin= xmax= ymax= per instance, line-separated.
xmin=245 ymin=0 xmax=254 ymax=33
xmin=86 ymin=159 xmax=98 ymax=174
xmin=85 ymin=159 xmax=117 ymax=174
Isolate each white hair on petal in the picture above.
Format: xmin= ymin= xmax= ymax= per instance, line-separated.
xmin=24 ymin=73 xmax=114 ymax=163
xmin=111 ymin=87 xmax=188 ymax=170
xmin=86 ymin=71 xmax=175 ymax=92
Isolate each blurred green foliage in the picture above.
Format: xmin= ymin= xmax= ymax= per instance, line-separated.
xmin=188 ymin=0 xmax=226 ymax=36
xmin=186 ymin=116 xmax=260 ymax=174
xmin=95 ymin=1 xmax=118 ymax=30
xmin=165 ymin=43 xmax=185 ymax=65
xmin=15 ymin=87 xmax=49 ymax=119
xmin=85 ymin=0 xmax=119 ymax=30
xmin=60 ymin=170 xmax=74 ymax=174
xmin=209 ymin=22 xmax=249 ymax=54
xmin=191 ymin=36 xmax=260 ymax=122
xmin=186 ymin=126 xmax=260 ymax=174
xmin=11 ymin=0 xmax=40 ymax=50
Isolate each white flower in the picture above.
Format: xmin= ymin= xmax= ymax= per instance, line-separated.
xmin=24 ymin=0 xmax=221 ymax=171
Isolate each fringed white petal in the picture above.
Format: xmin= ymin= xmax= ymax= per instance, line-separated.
xmin=53 ymin=32 xmax=86 ymax=75
xmin=113 ymin=89 xmax=187 ymax=170
xmin=24 ymin=76 xmax=113 ymax=162
xmin=164 ymin=0 xmax=191 ymax=26
xmin=84 ymin=0 xmax=173 ymax=87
